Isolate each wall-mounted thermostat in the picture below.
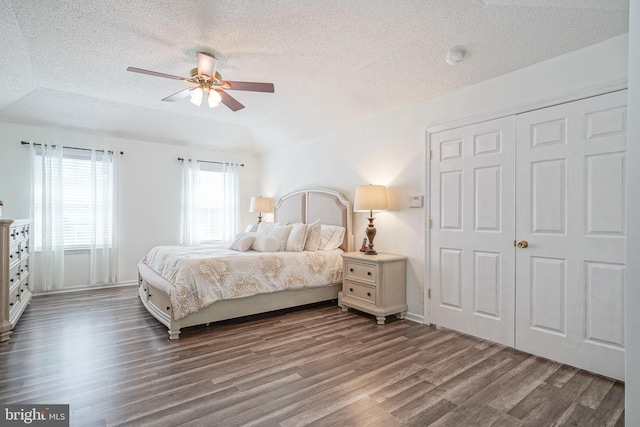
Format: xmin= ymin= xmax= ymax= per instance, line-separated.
xmin=409 ymin=195 xmax=424 ymax=208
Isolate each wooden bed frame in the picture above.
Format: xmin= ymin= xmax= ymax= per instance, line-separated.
xmin=138 ymin=188 xmax=353 ymax=339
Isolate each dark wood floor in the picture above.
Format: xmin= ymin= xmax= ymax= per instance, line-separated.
xmin=0 ymin=286 xmax=625 ymax=426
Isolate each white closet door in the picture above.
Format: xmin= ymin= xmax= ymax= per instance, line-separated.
xmin=515 ymin=90 xmax=627 ymax=381
xmin=430 ymin=116 xmax=516 ymax=346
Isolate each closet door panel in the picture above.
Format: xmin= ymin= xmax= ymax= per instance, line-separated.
xmin=430 ymin=116 xmax=516 ymax=346
xmin=515 ymin=90 xmax=627 ymax=381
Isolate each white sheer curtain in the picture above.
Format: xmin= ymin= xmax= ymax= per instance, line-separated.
xmin=31 ymin=145 xmax=118 ymax=290
xmin=89 ymin=149 xmax=118 ymax=286
xmin=30 ymin=144 xmax=65 ymax=291
xmin=182 ymin=159 xmax=201 ymax=245
xmin=220 ymin=162 xmax=240 ymax=243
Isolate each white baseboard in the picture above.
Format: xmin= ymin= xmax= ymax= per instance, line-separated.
xmin=404 ymin=311 xmax=424 ymax=324
xmin=32 ymin=280 xmax=137 ymax=296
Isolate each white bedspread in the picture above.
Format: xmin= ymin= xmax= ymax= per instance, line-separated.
xmin=141 ymin=245 xmax=344 ymax=320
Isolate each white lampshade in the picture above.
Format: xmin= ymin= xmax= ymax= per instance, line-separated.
xmin=208 ymin=89 xmax=222 ymax=108
xmin=249 ymin=196 xmax=273 ymax=214
xmin=354 ymin=185 xmax=388 ymax=212
xmin=190 ymin=87 xmax=204 ymax=106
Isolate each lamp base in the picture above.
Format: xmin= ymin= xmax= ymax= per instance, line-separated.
xmin=365 ymin=216 xmax=377 ymax=255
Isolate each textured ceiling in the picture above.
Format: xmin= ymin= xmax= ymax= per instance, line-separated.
xmin=0 ymin=0 xmax=629 ymax=154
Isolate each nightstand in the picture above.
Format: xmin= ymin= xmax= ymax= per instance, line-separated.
xmin=340 ymin=252 xmax=407 ymax=324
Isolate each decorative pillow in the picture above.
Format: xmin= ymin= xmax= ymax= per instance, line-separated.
xmin=286 ymin=223 xmax=308 ymax=252
xmin=257 ymin=222 xmax=279 ymax=233
xmin=303 ymin=219 xmax=321 ymax=251
xmin=269 ymin=225 xmax=293 ymax=251
xmin=251 ymin=234 xmax=281 ymax=252
xmin=319 ymin=225 xmax=346 ymax=250
xmin=245 ymin=222 xmax=259 ymax=232
xmin=228 ymin=234 xmax=255 ymax=252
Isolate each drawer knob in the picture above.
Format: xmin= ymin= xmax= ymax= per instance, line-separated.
xmin=9 ymin=302 xmax=13 ymax=306
xmin=349 ymin=288 xmax=353 ymax=292
xmin=367 ymin=272 xmax=371 ymax=276
xmin=148 ymin=294 xmax=152 ymax=298
xmin=166 ymin=307 xmax=170 ymax=311
xmin=349 ymin=268 xmax=354 ymax=272
xmin=367 ymin=292 xmax=371 ymax=297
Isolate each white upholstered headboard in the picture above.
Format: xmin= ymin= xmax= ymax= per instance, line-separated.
xmin=274 ymin=188 xmax=353 ymax=252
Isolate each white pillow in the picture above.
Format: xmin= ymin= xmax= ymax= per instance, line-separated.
xmin=286 ymin=223 xmax=308 ymax=252
xmin=257 ymin=222 xmax=279 ymax=233
xmin=252 ymin=234 xmax=281 ymax=252
xmin=304 ymin=219 xmax=321 ymax=251
xmin=269 ymin=225 xmax=293 ymax=251
xmin=245 ymin=222 xmax=259 ymax=232
xmin=319 ymin=225 xmax=346 ymax=250
xmin=229 ymin=234 xmax=255 ymax=252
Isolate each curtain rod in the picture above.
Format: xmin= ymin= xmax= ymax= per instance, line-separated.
xmin=21 ymin=141 xmax=124 ymax=155
xmin=177 ymin=157 xmax=244 ymax=167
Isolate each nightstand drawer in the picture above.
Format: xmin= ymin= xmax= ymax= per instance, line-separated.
xmin=344 ymin=280 xmax=376 ymax=304
xmin=345 ymin=261 xmax=377 ymax=283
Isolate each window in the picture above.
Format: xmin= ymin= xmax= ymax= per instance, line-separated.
xmin=182 ymin=160 xmax=239 ymax=245
xmin=33 ymin=149 xmax=114 ymax=250
xmin=197 ymin=165 xmax=226 ymax=242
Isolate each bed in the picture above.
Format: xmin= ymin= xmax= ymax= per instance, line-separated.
xmin=138 ymin=188 xmax=353 ymax=339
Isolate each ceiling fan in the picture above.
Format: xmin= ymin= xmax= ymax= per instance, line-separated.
xmin=127 ymin=52 xmax=274 ymax=112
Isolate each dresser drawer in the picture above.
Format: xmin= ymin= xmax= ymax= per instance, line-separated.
xmin=345 ymin=261 xmax=377 ymax=283
xmin=344 ymin=280 xmax=376 ymax=305
xmin=8 ymin=264 xmax=21 ymax=292
xmin=8 ymin=283 xmax=21 ymax=312
xmin=8 ymin=243 xmax=20 ymax=266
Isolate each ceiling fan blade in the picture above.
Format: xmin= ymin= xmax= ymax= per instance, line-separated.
xmin=162 ymin=88 xmax=192 ymax=102
xmin=224 ymin=81 xmax=275 ymax=93
xmin=197 ymin=52 xmax=217 ymax=78
xmin=127 ymin=67 xmax=188 ymax=81
xmin=218 ymin=89 xmax=245 ymax=112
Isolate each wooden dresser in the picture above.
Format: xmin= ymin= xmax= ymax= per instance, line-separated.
xmin=0 ymin=219 xmax=32 ymax=342
xmin=341 ymin=252 xmax=407 ymax=324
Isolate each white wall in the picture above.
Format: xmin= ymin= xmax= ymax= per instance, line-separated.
xmin=262 ymin=34 xmax=629 ymax=321
xmin=0 ymin=123 xmax=260 ymax=289
xmin=626 ymin=0 xmax=639 ymax=424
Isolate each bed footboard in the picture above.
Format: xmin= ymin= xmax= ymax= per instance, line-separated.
xmin=138 ymin=270 xmax=182 ymax=340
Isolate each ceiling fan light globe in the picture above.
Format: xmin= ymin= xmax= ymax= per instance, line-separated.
xmin=190 ymin=87 xmax=204 ymax=106
xmin=208 ymin=90 xmax=222 ymax=108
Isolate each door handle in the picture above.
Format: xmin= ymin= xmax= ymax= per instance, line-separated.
xmin=517 ymin=240 xmax=529 ymax=248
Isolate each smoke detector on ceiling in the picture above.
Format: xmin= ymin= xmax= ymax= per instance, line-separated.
xmin=446 ymin=46 xmax=466 ymax=65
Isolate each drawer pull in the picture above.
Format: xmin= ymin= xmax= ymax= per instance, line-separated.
xmin=349 ymin=268 xmax=354 ymax=272
xmin=367 ymin=292 xmax=371 ymax=297
xmin=148 ymin=294 xmax=152 ymax=298
xmin=166 ymin=307 xmax=171 ymax=311
xmin=349 ymin=287 xmax=353 ymax=292
xmin=367 ymin=272 xmax=372 ymax=276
